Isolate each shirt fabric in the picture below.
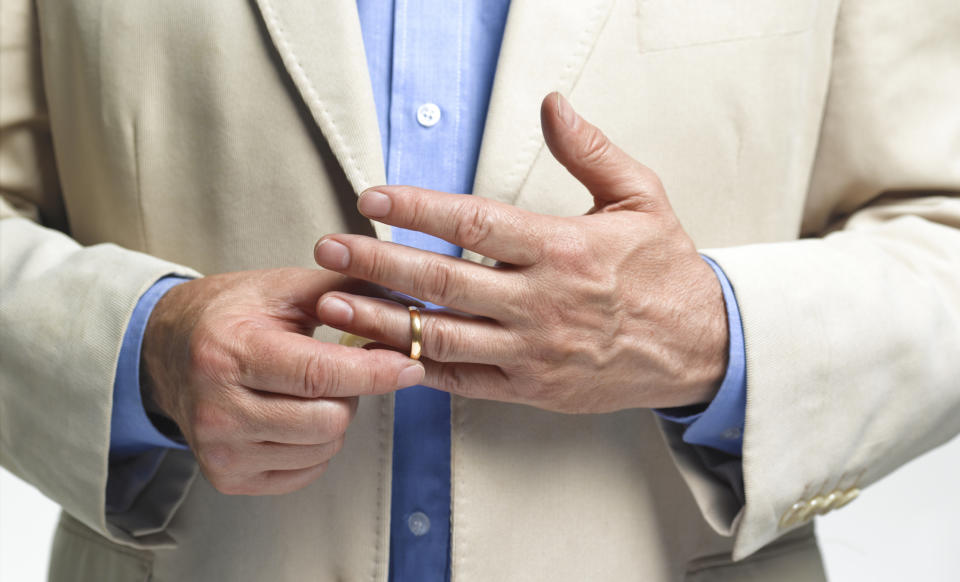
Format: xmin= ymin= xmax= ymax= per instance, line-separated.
xmin=109 ymin=276 xmax=190 ymax=458
xmin=108 ymin=1 xmax=749 ymax=579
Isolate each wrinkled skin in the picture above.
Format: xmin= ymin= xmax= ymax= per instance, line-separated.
xmin=142 ymin=269 xmax=424 ymax=495
xmin=314 ymin=93 xmax=728 ymax=414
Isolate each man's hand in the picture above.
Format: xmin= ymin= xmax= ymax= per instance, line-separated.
xmin=313 ymin=93 xmax=728 ymax=414
xmin=141 ymin=268 xmax=424 ymax=495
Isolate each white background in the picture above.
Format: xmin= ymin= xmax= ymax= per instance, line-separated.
xmin=3 ymin=436 xmax=960 ymax=581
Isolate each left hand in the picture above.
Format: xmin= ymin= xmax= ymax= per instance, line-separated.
xmin=314 ymin=92 xmax=728 ymax=414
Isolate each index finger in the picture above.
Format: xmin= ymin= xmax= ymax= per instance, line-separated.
xmin=356 ymin=186 xmax=544 ymax=266
xmin=238 ymin=329 xmax=424 ymax=398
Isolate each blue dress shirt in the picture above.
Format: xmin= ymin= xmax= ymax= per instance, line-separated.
xmin=108 ymin=1 xmax=749 ymax=579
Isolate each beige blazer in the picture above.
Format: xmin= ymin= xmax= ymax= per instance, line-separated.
xmin=2 ymin=0 xmax=959 ymax=580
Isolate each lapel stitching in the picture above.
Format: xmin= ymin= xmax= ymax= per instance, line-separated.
xmin=503 ymin=1 xmax=613 ymax=207
xmin=258 ymin=0 xmax=367 ymax=192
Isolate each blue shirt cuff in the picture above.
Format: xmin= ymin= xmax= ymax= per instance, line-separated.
xmin=109 ymin=276 xmax=192 ymax=459
xmin=655 ymin=255 xmax=746 ymax=457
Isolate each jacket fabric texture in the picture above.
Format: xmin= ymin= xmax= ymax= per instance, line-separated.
xmin=2 ymin=1 xmax=959 ymax=580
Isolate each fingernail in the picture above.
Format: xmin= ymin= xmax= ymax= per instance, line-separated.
xmin=556 ymin=92 xmax=576 ymax=128
xmin=315 ymin=239 xmax=350 ymax=269
xmin=318 ymin=296 xmax=354 ymax=325
xmin=397 ymin=363 xmax=425 ymax=388
xmin=358 ymin=191 xmax=391 ymax=218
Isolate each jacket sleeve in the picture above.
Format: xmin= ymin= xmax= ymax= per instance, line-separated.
xmin=0 ymin=0 xmax=200 ymax=548
xmin=661 ymin=0 xmax=960 ymax=559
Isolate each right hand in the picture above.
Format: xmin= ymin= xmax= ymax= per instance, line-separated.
xmin=141 ymin=268 xmax=424 ymax=495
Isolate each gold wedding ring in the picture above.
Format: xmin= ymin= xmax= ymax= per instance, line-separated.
xmin=408 ymin=306 xmax=423 ymax=360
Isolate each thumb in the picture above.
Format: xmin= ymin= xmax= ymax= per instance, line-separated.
xmin=540 ymin=92 xmax=668 ymax=213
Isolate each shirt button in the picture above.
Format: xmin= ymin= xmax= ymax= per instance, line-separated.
xmin=416 ymin=103 xmax=441 ymax=127
xmin=407 ymin=511 xmax=431 ymax=536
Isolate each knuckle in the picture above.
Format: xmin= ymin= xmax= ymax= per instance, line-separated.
xmin=452 ymin=201 xmax=494 ymax=250
xmin=193 ymin=317 xmax=263 ymax=385
xmin=628 ymin=160 xmax=664 ymax=191
xmin=438 ymin=363 xmax=469 ymax=396
xmin=536 ymin=335 xmax=577 ymax=374
xmin=244 ymin=394 xmax=291 ymax=436
xmin=188 ymin=329 xmax=230 ymax=380
xmin=424 ymin=318 xmax=458 ymax=362
xmin=537 ymin=366 xmax=567 ymax=395
xmin=641 ymin=167 xmax=665 ymax=193
xmin=365 ymin=245 xmax=394 ymax=284
xmin=580 ymin=127 xmax=613 ymax=165
xmin=543 ymin=225 xmax=591 ymax=269
xmin=519 ymin=218 xmax=548 ymax=264
xmin=190 ymin=403 xmax=236 ymax=443
xmin=301 ymin=353 xmax=334 ymax=398
xmin=407 ymin=191 xmax=433 ymax=228
xmin=365 ymin=303 xmax=393 ymax=342
xmin=415 ymin=259 xmax=460 ymax=306
xmin=225 ymin=320 xmax=263 ymax=380
xmin=369 ymin=355 xmax=401 ymax=393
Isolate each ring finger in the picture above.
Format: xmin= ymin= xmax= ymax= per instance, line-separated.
xmin=317 ymin=292 xmax=517 ymax=365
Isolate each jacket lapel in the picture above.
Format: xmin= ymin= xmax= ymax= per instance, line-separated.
xmin=251 ymin=0 xmax=612 ymax=246
xmin=252 ymin=0 xmax=391 ymax=241
xmin=471 ymin=0 xmax=613 ymax=206
xmin=463 ymin=0 xmax=612 ymax=264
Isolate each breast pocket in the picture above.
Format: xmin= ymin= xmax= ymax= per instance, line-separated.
xmin=637 ymin=0 xmax=817 ymax=52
